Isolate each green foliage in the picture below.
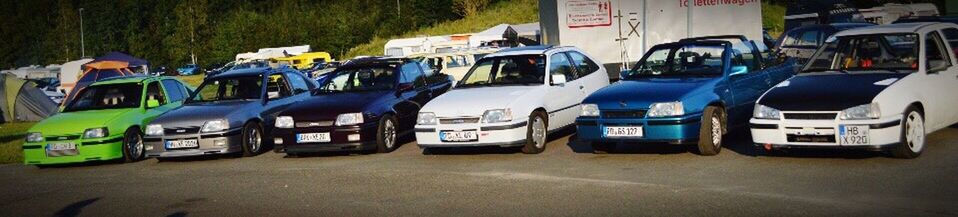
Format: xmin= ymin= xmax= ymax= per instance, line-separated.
xmin=0 ymin=0 xmax=463 ymax=69
xmin=346 ymin=0 xmax=537 ymax=58
xmin=762 ymin=2 xmax=786 ymax=38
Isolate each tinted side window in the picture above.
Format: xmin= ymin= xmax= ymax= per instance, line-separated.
xmin=549 ymin=53 xmax=576 ymax=83
xmin=926 ymin=32 xmax=952 ymax=70
xmin=732 ymin=43 xmax=760 ymax=72
xmin=941 ymin=28 xmax=958 ymax=61
xmin=567 ymin=51 xmax=600 ymax=78
xmin=286 ymin=72 xmax=310 ymax=94
xmin=266 ymin=73 xmax=292 ymax=99
xmin=161 ymin=80 xmax=184 ymax=102
xmin=399 ymin=62 xmax=426 ymax=88
xmin=145 ymin=82 xmax=167 ymax=105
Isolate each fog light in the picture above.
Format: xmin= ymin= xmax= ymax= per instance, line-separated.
xmin=214 ymin=139 xmax=227 ymax=147
xmin=348 ymin=134 xmax=360 ymax=142
xmin=144 ymin=145 xmax=153 ymax=151
xmin=274 ymin=138 xmax=284 ymax=145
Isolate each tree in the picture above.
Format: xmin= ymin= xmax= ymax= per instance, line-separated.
xmin=453 ymin=0 xmax=491 ymax=17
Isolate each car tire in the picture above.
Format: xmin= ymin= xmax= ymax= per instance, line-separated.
xmin=376 ymin=115 xmax=398 ymax=153
xmin=521 ymin=111 xmax=548 ymax=154
xmin=696 ymin=106 xmax=724 ymax=156
xmin=122 ymin=128 xmax=145 ymax=162
xmin=241 ymin=122 xmax=264 ymax=157
xmin=591 ymin=142 xmax=615 ymax=154
xmin=892 ymin=106 xmax=925 ymax=159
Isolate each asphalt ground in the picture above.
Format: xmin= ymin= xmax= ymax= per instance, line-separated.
xmin=1 ymin=127 xmax=956 ymax=217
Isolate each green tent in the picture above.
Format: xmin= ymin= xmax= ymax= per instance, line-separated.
xmin=0 ymin=74 xmax=57 ymax=123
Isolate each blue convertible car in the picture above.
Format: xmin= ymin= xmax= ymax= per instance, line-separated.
xmin=576 ymin=36 xmax=794 ymax=155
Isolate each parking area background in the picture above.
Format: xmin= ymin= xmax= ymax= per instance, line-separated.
xmin=1 ymin=128 xmax=956 ymax=217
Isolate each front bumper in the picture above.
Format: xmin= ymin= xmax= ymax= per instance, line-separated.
xmin=272 ymin=123 xmax=378 ymax=153
xmin=575 ymin=114 xmax=702 ymax=145
xmin=23 ymin=136 xmax=125 ymax=165
xmin=143 ymin=128 xmax=243 ymax=158
xmin=749 ymin=114 xmax=902 ymax=148
xmin=414 ymin=119 xmax=529 ymax=148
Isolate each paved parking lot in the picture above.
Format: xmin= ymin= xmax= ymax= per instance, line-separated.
xmin=1 ymin=127 xmax=957 ymax=217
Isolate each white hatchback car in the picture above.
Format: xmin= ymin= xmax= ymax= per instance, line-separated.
xmin=750 ymin=22 xmax=958 ymax=158
xmin=415 ymin=46 xmax=610 ymax=154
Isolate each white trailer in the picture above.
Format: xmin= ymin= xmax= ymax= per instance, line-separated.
xmin=539 ymin=0 xmax=763 ymax=77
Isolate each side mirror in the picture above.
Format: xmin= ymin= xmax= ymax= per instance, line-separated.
xmin=146 ymin=99 xmax=160 ymax=108
xmin=551 ymin=73 xmax=567 ymax=85
xmin=729 ymin=66 xmax=749 ymax=77
xmin=928 ymin=60 xmax=949 ymax=73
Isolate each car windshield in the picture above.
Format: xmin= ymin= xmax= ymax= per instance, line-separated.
xmin=187 ymin=75 xmax=262 ymax=103
xmin=64 ymin=83 xmax=143 ymax=112
xmin=458 ymin=55 xmax=546 ymax=87
xmin=624 ymin=44 xmax=726 ymax=79
xmin=803 ymin=33 xmax=919 ymax=73
xmin=318 ymin=66 xmax=396 ymax=93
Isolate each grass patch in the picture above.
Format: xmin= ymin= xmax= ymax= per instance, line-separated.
xmin=762 ymin=2 xmax=786 ymax=38
xmin=0 ymin=122 xmax=36 ymax=164
xmin=345 ymin=0 xmax=539 ymax=58
xmin=175 ymin=74 xmax=206 ymax=88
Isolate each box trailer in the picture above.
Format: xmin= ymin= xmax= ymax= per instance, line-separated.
xmin=539 ymin=0 xmax=763 ymax=77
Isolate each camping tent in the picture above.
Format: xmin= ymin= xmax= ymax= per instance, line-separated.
xmin=0 ymin=74 xmax=57 ymax=123
xmin=62 ymin=61 xmax=137 ymax=107
xmin=86 ymin=52 xmax=150 ymax=73
xmin=469 ymin=24 xmax=518 ymax=48
xmin=58 ymin=58 xmax=94 ymax=95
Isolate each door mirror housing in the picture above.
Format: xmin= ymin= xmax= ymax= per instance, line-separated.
xmin=928 ymin=60 xmax=949 ymax=73
xmin=146 ymin=99 xmax=160 ymax=109
xmin=729 ymin=65 xmax=749 ymax=77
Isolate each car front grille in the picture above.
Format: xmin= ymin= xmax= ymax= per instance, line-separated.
xmin=783 ymin=113 xmax=837 ymax=120
xmin=439 ymin=117 xmax=480 ymax=124
xmin=45 ymin=134 xmax=81 ymax=141
xmin=164 ymin=126 xmax=201 ymax=135
xmin=602 ymin=110 xmax=647 ymax=119
xmin=296 ymin=121 xmax=335 ymax=128
xmin=786 ymin=134 xmax=836 ymax=143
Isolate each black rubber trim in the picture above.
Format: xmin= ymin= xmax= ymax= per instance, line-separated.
xmin=418 ymin=139 xmax=527 ymax=147
xmin=869 ymin=119 xmax=900 ymax=129
xmin=750 ymin=123 xmax=779 ymax=129
xmin=480 ymin=121 xmax=528 ymax=131
xmin=576 ymin=121 xmax=598 ymax=126
xmin=414 ymin=128 xmax=436 ymax=133
xmin=199 ymin=129 xmax=242 ymax=139
xmin=646 ymin=118 xmax=699 ymax=125
xmin=82 ymin=137 xmax=124 ymax=145
xmin=548 ymin=103 xmax=580 ymax=114
xmin=22 ymin=145 xmax=42 ymax=149
xmin=144 ymin=138 xmax=162 ymax=142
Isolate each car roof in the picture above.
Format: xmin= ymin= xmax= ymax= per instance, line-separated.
xmin=832 ymin=22 xmax=938 ymax=37
xmin=484 ymin=45 xmax=556 ymax=57
xmin=212 ymin=67 xmax=281 ymax=78
xmin=338 ymin=57 xmax=410 ymax=69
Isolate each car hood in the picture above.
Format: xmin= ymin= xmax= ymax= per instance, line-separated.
xmin=32 ymin=109 xmax=136 ymax=136
xmin=424 ymin=85 xmax=539 ymax=117
xmin=152 ymin=100 xmax=258 ymax=128
xmin=758 ymin=72 xmax=909 ymax=111
xmin=584 ymin=78 xmax=719 ymax=110
xmin=282 ymin=91 xmax=392 ymax=121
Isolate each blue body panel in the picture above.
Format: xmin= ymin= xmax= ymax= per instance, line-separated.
xmin=576 ymin=39 xmax=795 ymax=144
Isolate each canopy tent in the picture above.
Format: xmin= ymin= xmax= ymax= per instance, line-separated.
xmin=62 ymin=61 xmax=136 ymax=107
xmin=58 ymin=58 xmax=94 ymax=95
xmin=469 ymin=24 xmax=519 ymax=48
xmin=87 ymin=51 xmax=149 ymax=68
xmin=0 ymin=74 xmax=57 ymax=123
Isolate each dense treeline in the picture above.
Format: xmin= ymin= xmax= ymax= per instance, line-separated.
xmin=0 ymin=0 xmax=467 ymax=69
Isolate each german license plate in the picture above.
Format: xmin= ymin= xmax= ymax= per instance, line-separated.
xmin=166 ymin=139 xmax=199 ymax=149
xmin=440 ymin=130 xmax=478 ymax=142
xmin=296 ymin=133 xmax=331 ymax=143
xmin=604 ymin=126 xmax=643 ymax=138
xmin=46 ymin=142 xmax=78 ymax=157
xmin=839 ymin=125 xmax=869 ymax=145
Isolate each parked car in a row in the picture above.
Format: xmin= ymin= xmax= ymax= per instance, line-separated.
xmin=751 ymin=22 xmax=958 ymax=158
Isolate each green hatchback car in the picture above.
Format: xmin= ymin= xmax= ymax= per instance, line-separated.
xmin=23 ymin=76 xmax=191 ymax=165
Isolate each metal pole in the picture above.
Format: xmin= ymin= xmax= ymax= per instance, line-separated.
xmin=79 ymin=8 xmax=85 ymax=58
xmin=396 ymin=0 xmax=401 ymax=18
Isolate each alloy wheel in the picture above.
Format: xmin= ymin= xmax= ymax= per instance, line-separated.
xmin=532 ymin=116 xmax=546 ymax=149
xmin=384 ymin=119 xmax=396 ymax=149
xmin=711 ymin=116 xmax=722 ymax=148
xmin=905 ymin=111 xmax=925 ymax=153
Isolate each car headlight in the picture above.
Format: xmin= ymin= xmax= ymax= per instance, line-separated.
xmin=580 ymin=104 xmax=599 ymax=117
xmin=83 ymin=127 xmax=109 ymax=139
xmin=275 ymin=116 xmax=295 ymax=128
xmin=647 ymin=102 xmax=684 ymax=117
xmin=840 ymin=103 xmax=880 ymax=120
xmin=201 ymin=119 xmax=229 ymax=132
xmin=753 ymin=104 xmax=781 ymax=120
xmin=145 ymin=124 xmax=164 ymax=136
xmin=481 ymin=109 xmax=513 ymax=123
xmin=335 ymin=113 xmax=364 ymax=126
xmin=26 ymin=132 xmax=43 ymax=142
xmin=417 ymin=112 xmax=437 ymax=125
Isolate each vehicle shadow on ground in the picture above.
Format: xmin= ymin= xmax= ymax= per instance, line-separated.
xmin=565 ymin=127 xmax=887 ymax=159
xmin=154 ymin=153 xmax=245 ymax=163
xmin=281 ymin=133 xmax=419 ymax=158
xmin=54 ymin=197 xmax=99 ymax=217
xmin=34 ymin=159 xmax=127 ymax=169
xmin=422 ymin=127 xmax=579 ymax=155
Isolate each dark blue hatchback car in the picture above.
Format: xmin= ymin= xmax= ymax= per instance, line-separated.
xmin=575 ymin=35 xmax=795 ymax=155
